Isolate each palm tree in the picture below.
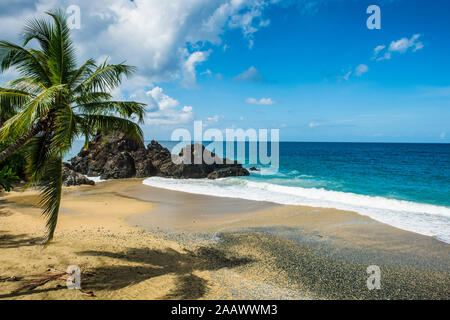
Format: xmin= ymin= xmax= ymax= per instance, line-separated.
xmin=0 ymin=9 xmax=146 ymax=245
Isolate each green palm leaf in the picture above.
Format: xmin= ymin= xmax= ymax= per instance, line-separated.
xmin=38 ymin=155 xmax=63 ymax=245
xmin=81 ymin=114 xmax=144 ymax=143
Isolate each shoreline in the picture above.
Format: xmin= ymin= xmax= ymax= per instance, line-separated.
xmin=141 ymin=176 xmax=450 ymax=244
xmin=0 ymin=179 xmax=449 ymax=299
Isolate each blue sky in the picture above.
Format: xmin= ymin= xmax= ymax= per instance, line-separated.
xmin=1 ymin=0 xmax=449 ymax=142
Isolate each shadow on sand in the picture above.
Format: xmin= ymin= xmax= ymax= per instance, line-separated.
xmin=77 ymin=247 xmax=253 ymax=299
xmin=0 ymin=231 xmax=43 ymax=249
xmin=0 ymin=242 xmax=253 ymax=299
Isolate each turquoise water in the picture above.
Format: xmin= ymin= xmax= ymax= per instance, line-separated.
xmin=67 ymin=140 xmax=450 ymax=242
xmin=158 ymin=141 xmax=450 ymax=207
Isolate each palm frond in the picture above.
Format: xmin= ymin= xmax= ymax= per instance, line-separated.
xmin=0 ymin=88 xmax=33 ymax=117
xmin=77 ymin=101 xmax=146 ymax=123
xmin=0 ymin=84 xmax=64 ymax=142
xmin=74 ymin=60 xmax=136 ymax=93
xmin=0 ymin=40 xmax=51 ymax=86
xmin=24 ymin=131 xmax=53 ymax=185
xmin=72 ymin=91 xmax=112 ymax=105
xmin=50 ymin=103 xmax=78 ymax=156
xmin=37 ymin=155 xmax=62 ymax=245
xmin=68 ymin=58 xmax=96 ymax=88
xmin=6 ymin=77 xmax=46 ymax=95
xmin=81 ymin=114 xmax=143 ymax=144
xmin=22 ymin=15 xmax=53 ymax=55
xmin=46 ymin=10 xmax=77 ymax=84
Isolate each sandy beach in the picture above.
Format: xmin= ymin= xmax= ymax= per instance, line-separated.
xmin=0 ymin=179 xmax=449 ymax=300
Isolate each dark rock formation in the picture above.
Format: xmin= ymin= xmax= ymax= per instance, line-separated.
xmin=70 ymin=133 xmax=249 ymax=180
xmin=101 ymin=152 xmax=136 ymax=180
xmin=249 ymin=166 xmax=260 ymax=171
xmin=207 ymin=167 xmax=250 ymax=179
xmin=62 ymin=163 xmax=95 ymax=187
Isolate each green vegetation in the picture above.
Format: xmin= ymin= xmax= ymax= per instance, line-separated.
xmin=0 ymin=165 xmax=19 ymax=192
xmin=0 ymin=142 xmax=26 ymax=179
xmin=0 ymin=9 xmax=145 ymax=244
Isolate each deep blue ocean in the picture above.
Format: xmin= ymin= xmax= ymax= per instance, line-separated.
xmin=66 ymin=141 xmax=450 ymax=243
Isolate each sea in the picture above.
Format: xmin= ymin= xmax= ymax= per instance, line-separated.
xmin=65 ymin=141 xmax=450 ymax=243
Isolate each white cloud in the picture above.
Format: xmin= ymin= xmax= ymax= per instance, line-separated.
xmin=389 ymin=34 xmax=423 ymax=53
xmin=228 ymin=6 xmax=267 ymax=48
xmin=338 ymin=64 xmax=368 ymax=81
xmin=143 ymin=86 xmax=194 ymax=125
xmin=0 ymin=0 xmax=277 ymax=87
xmin=182 ymin=50 xmax=211 ymax=87
xmin=440 ymin=132 xmax=446 ymax=139
xmin=355 ymin=64 xmax=369 ymax=76
xmin=146 ymin=87 xmax=179 ymax=110
xmin=246 ymin=97 xmax=276 ymax=105
xmin=343 ymin=71 xmax=352 ymax=81
xmin=234 ymin=66 xmax=263 ymax=82
xmin=373 ymin=45 xmax=385 ymax=56
xmin=373 ymin=34 xmax=424 ymax=61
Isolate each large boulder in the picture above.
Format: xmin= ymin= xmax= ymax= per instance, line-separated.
xmin=71 ymin=132 xmax=145 ymax=178
xmin=100 ymin=152 xmax=136 ymax=179
xmin=133 ymin=148 xmax=158 ymax=178
xmin=62 ymin=163 xmax=95 ymax=187
xmin=70 ymin=133 xmax=250 ymax=180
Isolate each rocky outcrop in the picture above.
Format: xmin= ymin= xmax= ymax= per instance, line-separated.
xmin=70 ymin=133 xmax=249 ymax=180
xmin=62 ymin=163 xmax=95 ymax=187
xmin=101 ymin=152 xmax=136 ymax=180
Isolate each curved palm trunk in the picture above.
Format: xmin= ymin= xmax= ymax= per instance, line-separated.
xmin=0 ymin=121 xmax=45 ymax=163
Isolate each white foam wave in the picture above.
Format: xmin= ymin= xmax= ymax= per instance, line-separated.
xmin=142 ymin=176 xmax=450 ymax=243
xmin=85 ymin=176 xmax=106 ymax=183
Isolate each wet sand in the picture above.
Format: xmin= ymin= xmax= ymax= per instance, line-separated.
xmin=0 ymin=179 xmax=449 ymax=299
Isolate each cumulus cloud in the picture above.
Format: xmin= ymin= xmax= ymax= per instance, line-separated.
xmin=146 ymin=87 xmax=179 ymax=111
xmin=373 ymin=34 xmax=424 ymax=61
xmin=0 ymin=0 xmax=278 ymax=87
xmin=1 ymin=0 xmax=326 ymax=89
xmin=143 ymin=87 xmax=195 ymax=125
xmin=246 ymin=97 xmax=276 ymax=105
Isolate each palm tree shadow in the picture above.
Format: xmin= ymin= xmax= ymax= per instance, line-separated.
xmin=162 ymin=274 xmax=208 ymax=300
xmin=0 ymin=231 xmax=43 ymax=249
xmin=78 ymin=246 xmax=254 ymax=299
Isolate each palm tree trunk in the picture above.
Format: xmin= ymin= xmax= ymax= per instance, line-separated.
xmin=0 ymin=121 xmax=45 ymax=163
